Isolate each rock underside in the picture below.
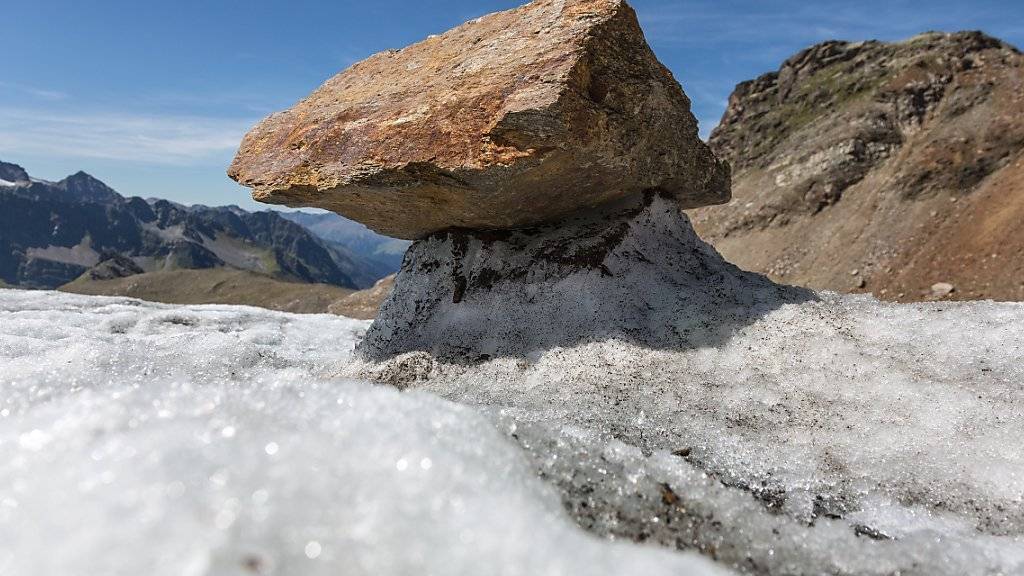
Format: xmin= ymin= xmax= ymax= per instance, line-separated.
xmin=228 ymin=0 xmax=728 ymax=239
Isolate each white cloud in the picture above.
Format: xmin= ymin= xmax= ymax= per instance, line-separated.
xmin=0 ymin=108 xmax=256 ymax=166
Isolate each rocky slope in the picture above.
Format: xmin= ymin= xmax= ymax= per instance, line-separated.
xmin=0 ymin=160 xmax=391 ymax=290
xmin=691 ymin=32 xmax=1024 ymax=301
xmin=328 ymin=274 xmax=396 ymax=319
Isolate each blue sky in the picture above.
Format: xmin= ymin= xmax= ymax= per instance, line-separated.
xmin=3 ymin=0 xmax=1022 ymax=210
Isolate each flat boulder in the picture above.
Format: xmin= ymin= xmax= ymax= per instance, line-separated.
xmin=228 ymin=0 xmax=729 ymax=239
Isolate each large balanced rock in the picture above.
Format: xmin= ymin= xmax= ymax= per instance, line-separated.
xmin=229 ymin=0 xmax=729 ymax=239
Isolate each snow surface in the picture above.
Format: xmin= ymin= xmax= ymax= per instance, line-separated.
xmin=0 ymin=179 xmax=17 ymax=187
xmin=402 ymin=290 xmax=1024 ymax=574
xmin=0 ymin=290 xmax=723 ymax=576
xmin=351 ymin=195 xmax=1024 ymax=575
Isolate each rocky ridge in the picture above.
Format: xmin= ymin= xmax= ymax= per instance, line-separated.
xmin=691 ymin=32 xmax=1024 ymax=301
xmin=0 ymin=160 xmax=30 ymax=184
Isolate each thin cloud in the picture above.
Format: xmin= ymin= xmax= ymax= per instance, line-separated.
xmin=0 ymin=108 xmax=255 ymax=166
xmin=0 ymin=82 xmax=69 ymax=102
xmin=138 ymin=90 xmax=282 ymax=115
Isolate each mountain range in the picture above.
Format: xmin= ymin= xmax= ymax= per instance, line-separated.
xmin=0 ymin=160 xmax=394 ymax=293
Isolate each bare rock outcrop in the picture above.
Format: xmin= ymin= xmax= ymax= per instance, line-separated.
xmin=691 ymin=32 xmax=1024 ymax=301
xmin=85 ymin=254 xmax=144 ymax=281
xmin=229 ymin=0 xmax=728 ymax=239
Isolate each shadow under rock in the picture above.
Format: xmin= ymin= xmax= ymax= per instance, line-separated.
xmin=356 ymin=194 xmax=818 ymax=365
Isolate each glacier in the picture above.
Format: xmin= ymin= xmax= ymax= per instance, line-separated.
xmin=1 ymin=288 xmax=1023 ymax=575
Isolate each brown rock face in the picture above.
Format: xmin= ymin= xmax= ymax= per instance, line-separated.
xmin=228 ymin=0 xmax=729 ymax=239
xmin=691 ymin=32 xmax=1024 ymax=302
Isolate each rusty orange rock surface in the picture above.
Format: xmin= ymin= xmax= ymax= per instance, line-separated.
xmin=229 ymin=0 xmax=729 ymax=239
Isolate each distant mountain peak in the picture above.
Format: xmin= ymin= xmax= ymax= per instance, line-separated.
xmin=56 ymin=171 xmax=122 ymax=203
xmin=0 ymin=160 xmax=30 ymax=184
xmin=60 ymin=170 xmax=108 ymax=188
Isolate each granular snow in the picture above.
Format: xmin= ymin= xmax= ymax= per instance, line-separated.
xmin=0 ymin=291 xmax=723 ymax=576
